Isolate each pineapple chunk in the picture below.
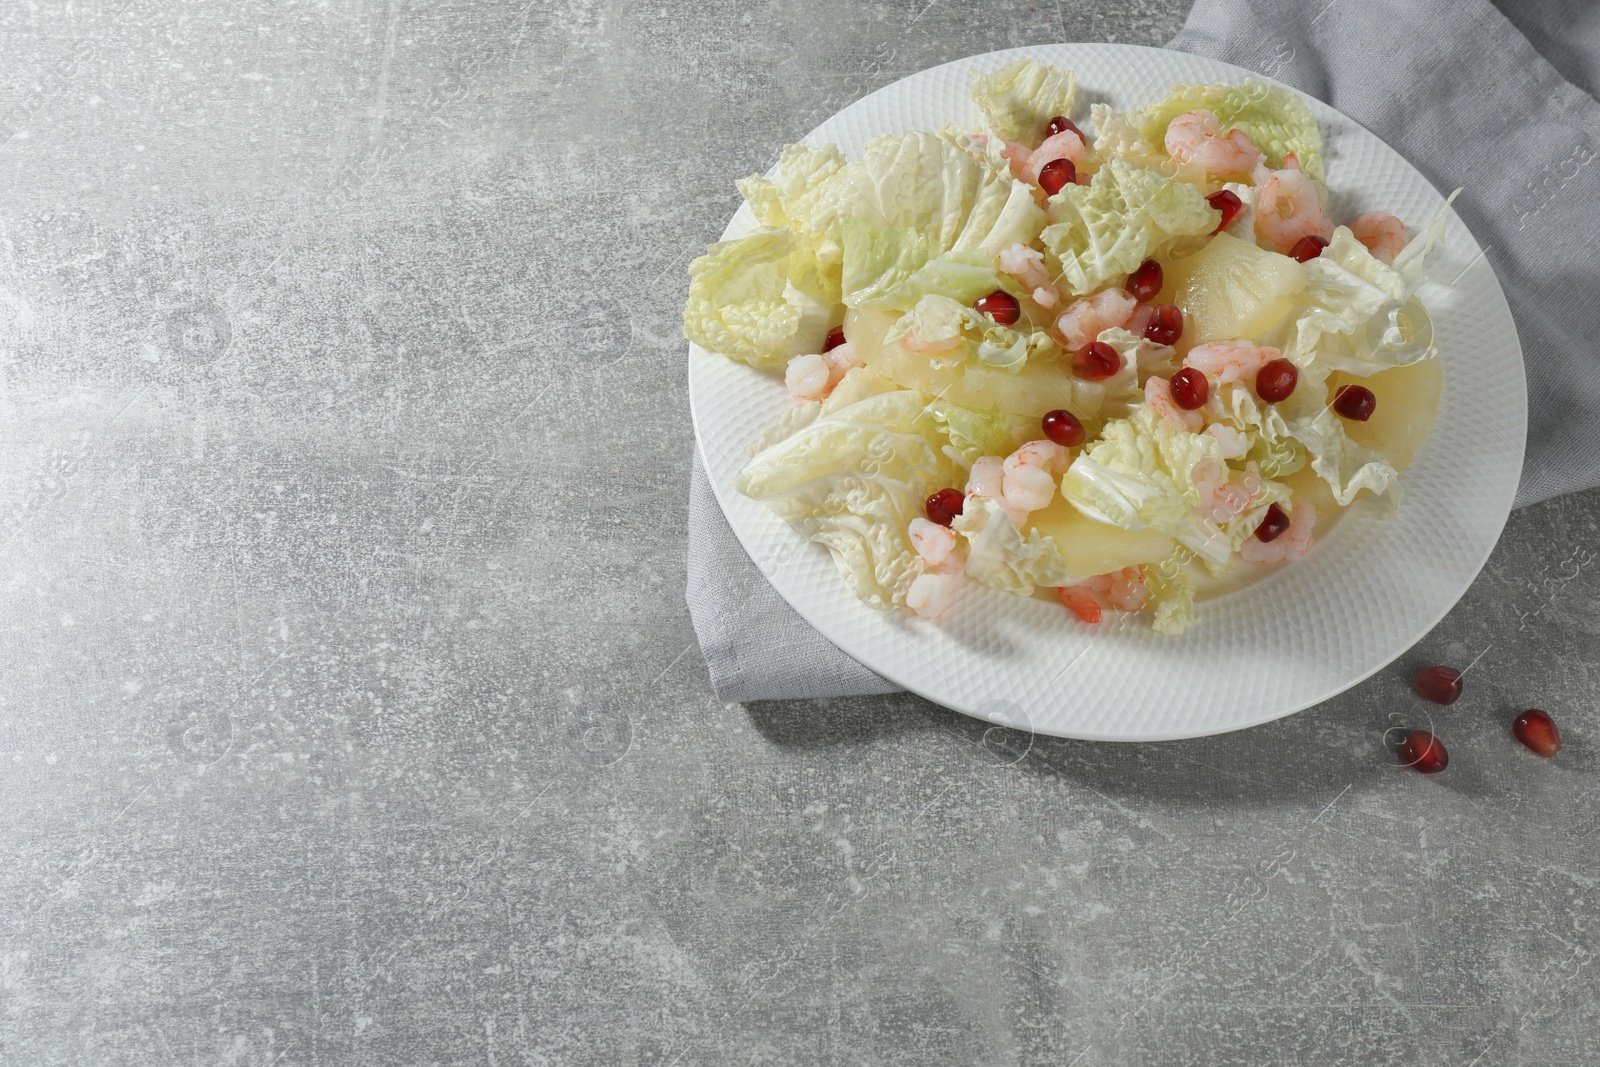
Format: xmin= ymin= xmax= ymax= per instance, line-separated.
xmin=1159 ymin=232 xmax=1306 ymax=351
xmin=1330 ymin=357 xmax=1442 ymax=471
xmin=845 ymin=306 xmax=1099 ymax=418
xmin=1024 ymin=494 xmax=1175 ymax=578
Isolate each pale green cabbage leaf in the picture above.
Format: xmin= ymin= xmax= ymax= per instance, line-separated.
xmin=920 ymin=401 xmax=1033 ymax=466
xmin=1133 ymin=81 xmax=1325 ymax=181
xmin=839 ymin=220 xmax=930 ymax=308
xmin=777 ymin=132 xmax=1011 ymax=254
xmin=1278 ymin=378 xmax=1402 ymax=506
xmin=1086 ymin=103 xmax=1212 ymax=188
xmin=738 ymin=142 xmax=849 ymax=230
xmin=1040 ymin=158 xmax=1221 ymax=296
xmin=952 ymin=496 xmax=1075 ymax=596
xmin=883 ymin=294 xmax=1058 ymax=371
xmin=1062 ymin=406 xmax=1289 ymax=573
xmin=683 ymin=228 xmax=836 ymax=368
xmin=1211 ymin=383 xmax=1306 ymax=478
xmin=970 ymin=59 xmax=1078 ymax=145
xmin=1144 ymin=552 xmax=1198 ymax=636
xmin=736 ymin=369 xmax=959 ymax=609
xmin=1096 ymin=326 xmax=1175 ymax=419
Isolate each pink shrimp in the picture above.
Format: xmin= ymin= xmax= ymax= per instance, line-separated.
xmin=1164 ymin=109 xmax=1262 ymax=176
xmin=966 ymin=456 xmax=1028 ymax=527
xmin=1192 ymin=455 xmax=1226 ymax=518
xmin=1021 ymin=128 xmax=1089 ymax=187
xmin=1058 ymin=584 xmax=1103 ymax=624
xmin=1253 ymin=155 xmax=1332 ymax=254
xmin=1183 ymin=340 xmax=1281 ymax=386
xmin=1349 ymin=211 xmax=1410 ymax=264
xmin=963 ymin=133 xmax=1034 ymax=178
xmin=785 ymin=342 xmax=863 ymax=401
xmin=908 ymin=517 xmax=957 ymax=567
xmin=1195 ymin=458 xmax=1264 ymax=525
xmin=906 ymin=555 xmax=964 ymax=618
xmin=901 ymin=330 xmax=963 ymax=354
xmin=1058 ymin=566 xmax=1147 ymax=623
xmin=822 ymin=340 xmax=863 ymax=386
xmin=1145 ymin=375 xmax=1203 ymax=432
xmin=1240 ymin=500 xmax=1316 ymax=565
xmin=998 ymin=243 xmax=1060 ymax=309
xmin=1106 ymin=567 xmax=1151 ymax=611
xmin=1126 ymin=303 xmax=1155 ymax=337
xmin=1001 ymin=440 xmax=1070 ymax=514
xmin=785 ymin=352 xmax=831 ymax=401
xmin=1000 ymin=139 xmax=1034 ymax=176
xmin=1055 ymin=288 xmax=1138 ymax=350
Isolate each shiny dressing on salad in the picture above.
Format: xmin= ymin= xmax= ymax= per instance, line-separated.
xmin=851 ymin=296 xmax=1443 ymax=605
xmin=685 ymin=57 xmax=1457 ymax=634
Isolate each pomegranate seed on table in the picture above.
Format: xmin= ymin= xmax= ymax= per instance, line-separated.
xmin=1333 ymin=384 xmax=1376 ymax=421
xmin=1206 ymin=189 xmax=1243 ymax=233
xmin=1399 ymin=730 xmax=1449 ymax=773
xmin=1044 ymin=115 xmax=1084 ymax=141
xmin=924 ymin=488 xmax=965 ymax=527
xmin=1254 ymin=502 xmax=1291 ymax=542
xmin=1071 ymin=341 xmax=1121 ymax=381
xmin=975 ymin=289 xmax=1021 ymax=326
xmin=1255 ymin=358 xmax=1299 ymax=403
xmin=1143 ymin=303 xmax=1183 ymax=345
xmin=1038 ymin=157 xmax=1076 ymax=196
xmin=1126 ymin=258 xmax=1163 ymax=302
xmin=1290 ymin=235 xmax=1329 ymax=262
xmin=1041 ymin=408 xmax=1085 ymax=448
xmin=1513 ymin=709 xmax=1562 ymax=757
xmin=1169 ymin=368 xmax=1209 ymax=409
xmin=1413 ymin=665 xmax=1463 ymax=705
xmin=823 ymin=325 xmax=846 ymax=352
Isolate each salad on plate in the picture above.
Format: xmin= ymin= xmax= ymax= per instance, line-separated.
xmin=685 ymin=60 xmax=1456 ymax=635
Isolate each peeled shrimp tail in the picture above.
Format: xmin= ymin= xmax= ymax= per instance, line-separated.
xmin=1349 ymin=211 xmax=1410 ymax=264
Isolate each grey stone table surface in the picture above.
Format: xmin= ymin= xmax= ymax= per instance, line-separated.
xmin=1 ymin=1 xmax=1596 ymax=1064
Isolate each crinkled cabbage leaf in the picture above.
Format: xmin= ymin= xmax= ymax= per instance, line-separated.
xmin=1133 ymin=81 xmax=1325 ymax=181
xmin=736 ymin=369 xmax=958 ymax=609
xmin=684 ymin=228 xmax=836 ymax=368
xmin=1040 ymin=158 xmax=1221 ymax=296
xmin=970 ymin=59 xmax=1078 ymax=145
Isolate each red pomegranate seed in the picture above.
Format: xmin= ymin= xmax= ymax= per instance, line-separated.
xmin=823 ymin=325 xmax=846 ymax=352
xmin=1399 ymin=729 xmax=1449 ymax=774
xmin=1143 ymin=303 xmax=1183 ymax=346
xmin=1126 ymin=258 xmax=1163 ymax=302
xmin=1206 ymin=189 xmax=1242 ymax=233
xmin=1289 ymin=235 xmax=1329 ymax=262
xmin=1513 ymin=709 xmax=1561 ymax=757
xmin=1333 ymin=384 xmax=1376 ymax=421
xmin=1414 ymin=665 xmax=1462 ymax=705
xmin=975 ymin=289 xmax=1021 ymax=326
xmin=1071 ymin=341 xmax=1120 ymax=381
xmin=1041 ymin=409 xmax=1085 ymax=448
xmin=1045 ymin=115 xmax=1084 ymax=141
xmin=925 ymin=488 xmax=965 ymax=527
xmin=1038 ymin=157 xmax=1076 ymax=196
xmin=1255 ymin=358 xmax=1298 ymax=403
xmin=1169 ymin=368 xmax=1208 ymax=409
xmin=1254 ymin=502 xmax=1290 ymax=542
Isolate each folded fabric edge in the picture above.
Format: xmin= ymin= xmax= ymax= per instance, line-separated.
xmin=685 ymin=447 xmax=902 ymax=702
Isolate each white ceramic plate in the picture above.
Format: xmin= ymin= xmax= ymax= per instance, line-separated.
xmin=688 ymin=43 xmax=1525 ymax=741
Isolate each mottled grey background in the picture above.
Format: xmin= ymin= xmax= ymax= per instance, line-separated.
xmin=0 ymin=1 xmax=1595 ymax=1064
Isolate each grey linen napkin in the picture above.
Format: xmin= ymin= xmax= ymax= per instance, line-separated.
xmin=687 ymin=0 xmax=1600 ymax=702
